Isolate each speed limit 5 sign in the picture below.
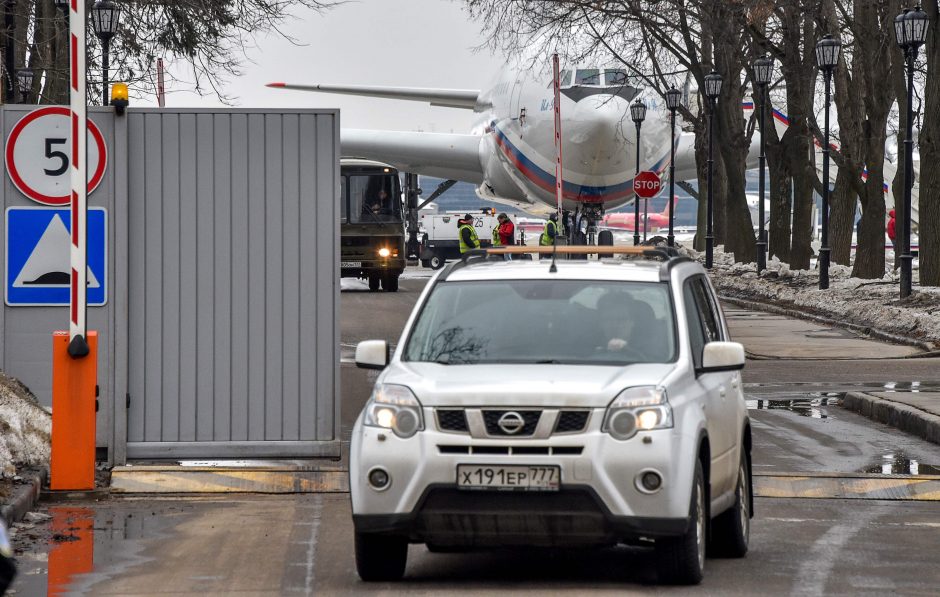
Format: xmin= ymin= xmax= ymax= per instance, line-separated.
xmin=5 ymin=106 xmax=107 ymax=206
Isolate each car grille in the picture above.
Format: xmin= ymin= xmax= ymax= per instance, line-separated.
xmin=437 ymin=409 xmax=469 ymax=432
xmin=554 ymin=411 xmax=590 ymax=434
xmin=482 ymin=410 xmax=541 ymax=436
xmin=438 ymin=445 xmax=583 ymax=456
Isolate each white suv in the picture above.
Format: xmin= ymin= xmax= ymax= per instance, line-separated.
xmin=350 ymin=249 xmax=751 ymax=585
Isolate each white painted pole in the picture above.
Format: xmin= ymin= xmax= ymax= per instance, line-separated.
xmin=69 ymin=0 xmax=89 ymax=355
xmin=552 ymin=53 xmax=564 ymax=218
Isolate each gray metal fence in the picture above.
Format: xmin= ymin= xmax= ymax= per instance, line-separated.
xmin=0 ymin=107 xmax=341 ymax=463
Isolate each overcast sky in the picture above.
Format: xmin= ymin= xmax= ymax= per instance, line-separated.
xmin=149 ymin=0 xmax=507 ymax=133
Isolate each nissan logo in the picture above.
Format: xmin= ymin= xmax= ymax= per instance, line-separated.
xmin=497 ymin=411 xmax=526 ymax=434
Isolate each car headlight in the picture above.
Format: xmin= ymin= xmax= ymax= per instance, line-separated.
xmin=602 ymin=386 xmax=673 ymax=440
xmin=364 ymin=384 xmax=424 ymax=438
xmin=378 ymin=247 xmax=391 ymax=258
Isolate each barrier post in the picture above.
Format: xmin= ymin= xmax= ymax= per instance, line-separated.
xmin=50 ymin=331 xmax=97 ymax=490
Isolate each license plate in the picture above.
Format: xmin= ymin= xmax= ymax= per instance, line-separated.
xmin=340 ymin=261 xmax=361 ymax=268
xmin=456 ymin=465 xmax=560 ymax=491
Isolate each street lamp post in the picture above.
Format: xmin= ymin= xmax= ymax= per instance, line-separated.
xmin=16 ymin=68 xmax=33 ymax=103
xmin=703 ymin=70 xmax=722 ymax=269
xmin=753 ymin=55 xmax=774 ymax=273
xmin=631 ymin=99 xmax=647 ymax=246
xmin=815 ymin=34 xmax=841 ymax=290
xmin=895 ymin=5 xmax=929 ymax=299
xmin=91 ymin=0 xmax=121 ymax=106
xmin=665 ymin=87 xmax=682 ymax=247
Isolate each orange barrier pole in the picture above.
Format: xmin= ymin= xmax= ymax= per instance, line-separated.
xmin=50 ymin=331 xmax=97 ymax=490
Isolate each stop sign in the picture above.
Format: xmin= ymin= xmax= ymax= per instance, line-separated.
xmin=633 ymin=171 xmax=662 ymax=199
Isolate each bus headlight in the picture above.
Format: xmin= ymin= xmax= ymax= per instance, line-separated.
xmin=364 ymin=384 xmax=424 ymax=438
xmin=603 ymin=387 xmax=672 ymax=440
xmin=378 ymin=247 xmax=391 ymax=258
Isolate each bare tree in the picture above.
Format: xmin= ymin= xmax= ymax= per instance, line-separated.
xmin=2 ymin=0 xmax=339 ymax=105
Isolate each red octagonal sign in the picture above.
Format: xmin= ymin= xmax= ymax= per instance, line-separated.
xmin=5 ymin=106 xmax=107 ymax=206
xmin=633 ymin=170 xmax=662 ymax=199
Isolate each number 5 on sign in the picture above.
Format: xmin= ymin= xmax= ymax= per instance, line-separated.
xmin=5 ymin=107 xmax=108 ymax=206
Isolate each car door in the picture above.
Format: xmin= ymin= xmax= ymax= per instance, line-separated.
xmin=683 ymin=276 xmax=736 ymax=497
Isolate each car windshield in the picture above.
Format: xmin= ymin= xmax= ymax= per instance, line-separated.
xmin=404 ymin=279 xmax=676 ymax=365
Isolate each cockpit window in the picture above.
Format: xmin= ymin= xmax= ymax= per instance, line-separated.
xmin=605 ymin=69 xmax=628 ymax=86
xmin=575 ymin=69 xmax=601 ymax=86
xmin=548 ymin=69 xmax=574 ymax=88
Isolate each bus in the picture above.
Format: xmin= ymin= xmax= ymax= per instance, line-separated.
xmin=340 ymin=159 xmax=406 ymax=292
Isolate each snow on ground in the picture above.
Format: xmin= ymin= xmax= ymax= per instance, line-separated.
xmin=0 ymin=372 xmax=51 ymax=478
xmin=680 ymin=243 xmax=940 ymax=348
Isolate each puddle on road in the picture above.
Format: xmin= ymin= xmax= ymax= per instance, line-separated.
xmin=746 ymin=394 xmax=841 ymax=419
xmin=863 ymin=451 xmax=940 ymax=476
xmin=746 ymin=381 xmax=940 ymax=393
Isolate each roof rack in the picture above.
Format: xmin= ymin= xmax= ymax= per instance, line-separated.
xmin=441 ymin=246 xmax=692 ymax=282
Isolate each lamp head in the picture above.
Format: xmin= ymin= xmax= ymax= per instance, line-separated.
xmin=895 ymin=5 xmax=929 ymax=49
xmin=753 ymin=55 xmax=774 ymax=86
xmin=630 ymin=99 xmax=647 ymax=124
xmin=665 ymin=87 xmax=682 ymax=111
xmin=704 ymin=70 xmax=723 ymax=99
xmin=91 ymin=0 xmax=122 ymax=39
xmin=815 ymin=34 xmax=842 ymax=70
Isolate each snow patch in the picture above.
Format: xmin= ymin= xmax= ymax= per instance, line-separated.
xmin=677 ymin=243 xmax=940 ymax=346
xmin=0 ymin=372 xmax=51 ymax=477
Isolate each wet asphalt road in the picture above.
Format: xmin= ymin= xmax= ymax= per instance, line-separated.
xmin=9 ymin=274 xmax=940 ymax=595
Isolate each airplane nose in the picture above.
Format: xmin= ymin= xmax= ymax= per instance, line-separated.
xmin=568 ymin=94 xmax=631 ymax=174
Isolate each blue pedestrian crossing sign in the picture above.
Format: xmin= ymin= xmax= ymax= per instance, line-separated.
xmin=5 ymin=207 xmax=107 ymax=306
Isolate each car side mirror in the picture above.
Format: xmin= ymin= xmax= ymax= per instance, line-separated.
xmin=356 ymin=340 xmax=389 ymax=370
xmin=697 ymin=341 xmax=745 ymax=375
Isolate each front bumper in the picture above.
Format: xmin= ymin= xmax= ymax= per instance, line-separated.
xmin=353 ymin=484 xmax=689 ymax=547
xmin=350 ymin=407 xmax=700 ymax=546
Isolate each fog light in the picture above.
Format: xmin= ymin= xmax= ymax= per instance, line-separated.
xmin=368 ymin=467 xmax=390 ymax=490
xmin=378 ymin=247 xmax=391 ymax=258
xmin=637 ymin=470 xmax=663 ymax=493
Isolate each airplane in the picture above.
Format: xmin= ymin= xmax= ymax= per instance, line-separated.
xmin=267 ymin=61 xmax=705 ymax=238
xmin=600 ymin=196 xmax=678 ymax=232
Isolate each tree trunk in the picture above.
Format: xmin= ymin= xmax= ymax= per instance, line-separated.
xmin=918 ymin=0 xmax=940 ymax=286
xmin=786 ymin=131 xmax=815 ymax=269
xmin=853 ymin=181 xmax=887 ymax=278
xmin=829 ymin=169 xmax=856 ymax=266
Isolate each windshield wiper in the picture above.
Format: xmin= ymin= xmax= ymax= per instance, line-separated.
xmin=535 ymin=359 xmax=563 ymax=364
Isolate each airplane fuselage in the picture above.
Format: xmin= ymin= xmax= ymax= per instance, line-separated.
xmin=470 ymin=67 xmax=675 ymax=214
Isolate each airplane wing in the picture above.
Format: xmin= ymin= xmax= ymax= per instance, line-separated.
xmin=266 ymin=83 xmax=481 ymax=110
xmin=343 ymin=129 xmax=485 ymax=184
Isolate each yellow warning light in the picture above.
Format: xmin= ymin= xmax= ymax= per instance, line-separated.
xmin=111 ymin=83 xmax=129 ymax=115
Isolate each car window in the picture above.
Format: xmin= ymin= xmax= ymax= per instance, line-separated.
xmin=683 ymin=280 xmax=707 ymax=369
xmin=689 ymin=277 xmax=722 ymax=342
xmin=404 ymin=280 xmax=677 ymax=365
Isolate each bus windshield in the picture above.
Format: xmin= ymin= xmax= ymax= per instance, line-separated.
xmin=347 ymin=173 xmax=402 ymax=224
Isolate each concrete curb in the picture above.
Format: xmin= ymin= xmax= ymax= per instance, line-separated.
xmin=843 ymin=392 xmax=940 ymax=445
xmin=0 ymin=468 xmax=47 ymax=524
xmin=719 ymin=295 xmax=939 ymax=353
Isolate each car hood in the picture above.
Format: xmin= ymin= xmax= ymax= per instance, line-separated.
xmin=381 ymin=362 xmax=675 ymax=408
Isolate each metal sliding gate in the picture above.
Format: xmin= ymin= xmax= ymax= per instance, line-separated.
xmin=0 ymin=107 xmax=339 ymax=463
xmin=120 ymin=110 xmax=340 ymax=460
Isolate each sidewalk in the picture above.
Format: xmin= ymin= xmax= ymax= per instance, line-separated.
xmin=724 ymin=302 xmax=940 ymax=445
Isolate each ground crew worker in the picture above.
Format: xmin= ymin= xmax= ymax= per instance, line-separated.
xmin=496 ymin=213 xmax=515 ymax=261
xmin=540 ymin=212 xmax=559 ymax=246
xmin=458 ymin=213 xmax=481 ymax=254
